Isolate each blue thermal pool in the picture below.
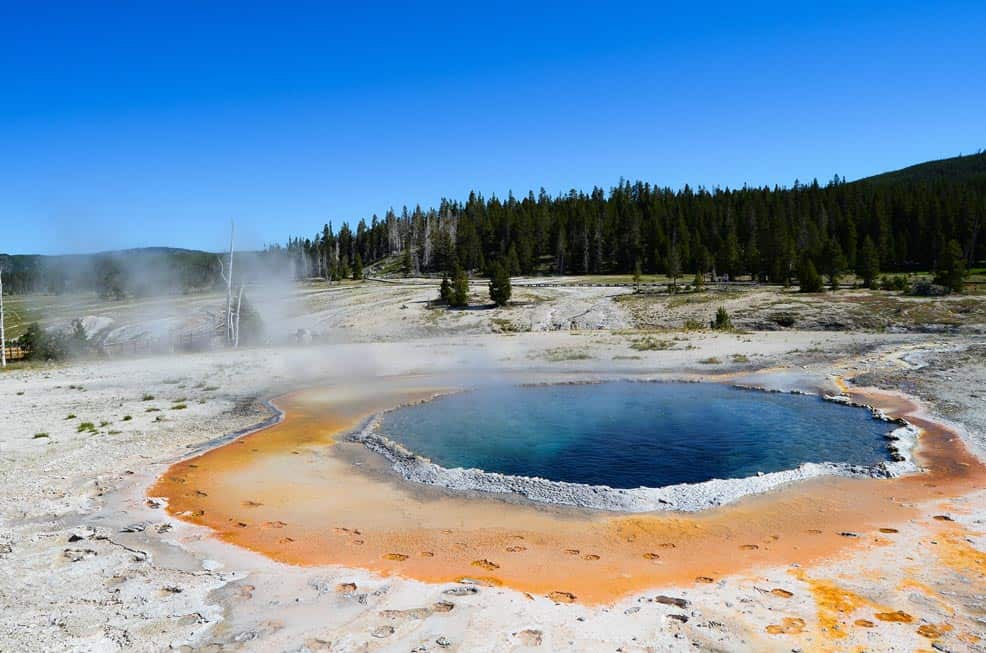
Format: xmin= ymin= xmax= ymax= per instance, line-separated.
xmin=376 ymin=382 xmax=892 ymax=488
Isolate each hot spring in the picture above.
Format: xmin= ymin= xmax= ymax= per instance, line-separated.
xmin=376 ymin=382 xmax=893 ymax=488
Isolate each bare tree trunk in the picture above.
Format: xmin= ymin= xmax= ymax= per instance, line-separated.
xmin=0 ymin=266 xmax=6 ymax=368
xmin=218 ymin=221 xmax=236 ymax=345
xmin=234 ymin=284 xmax=244 ymax=348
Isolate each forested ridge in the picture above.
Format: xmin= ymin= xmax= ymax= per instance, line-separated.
xmin=284 ymin=152 xmax=985 ymax=283
xmin=2 ymin=153 xmax=983 ymax=296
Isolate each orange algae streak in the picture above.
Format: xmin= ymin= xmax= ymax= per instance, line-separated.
xmin=149 ymin=382 xmax=986 ymax=605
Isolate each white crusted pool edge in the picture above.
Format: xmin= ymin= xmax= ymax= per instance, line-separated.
xmin=349 ymin=386 xmax=922 ymax=514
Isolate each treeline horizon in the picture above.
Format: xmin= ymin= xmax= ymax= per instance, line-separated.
xmin=283 ymin=154 xmax=985 ymax=284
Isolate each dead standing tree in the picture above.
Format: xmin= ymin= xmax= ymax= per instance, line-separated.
xmin=1 ymin=265 xmax=6 ymax=367
xmin=217 ymin=221 xmax=244 ymax=347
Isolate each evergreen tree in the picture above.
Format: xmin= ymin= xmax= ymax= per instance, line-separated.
xmin=823 ymin=239 xmax=847 ymax=290
xmin=352 ymin=254 xmax=363 ymax=280
xmin=401 ymin=248 xmax=413 ymax=276
xmin=488 ymin=262 xmax=511 ymax=306
xmin=439 ymin=272 xmax=452 ymax=303
xmin=505 ymin=245 xmax=521 ymax=276
xmin=667 ymin=240 xmax=681 ymax=292
xmin=934 ymin=239 xmax=967 ymax=293
xmin=798 ymin=257 xmax=824 ymax=293
xmin=712 ymin=306 xmax=733 ymax=330
xmin=450 ymin=266 xmax=469 ymax=307
xmin=858 ymin=236 xmax=880 ymax=288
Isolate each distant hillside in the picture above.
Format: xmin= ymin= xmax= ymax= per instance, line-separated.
xmin=0 ymin=247 xmax=289 ymax=296
xmin=858 ymin=151 xmax=986 ymax=185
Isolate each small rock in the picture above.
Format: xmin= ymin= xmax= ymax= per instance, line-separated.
xmin=624 ymin=607 xmax=640 ymax=615
xmin=68 ymin=526 xmax=95 ymax=542
xmin=839 ymin=532 xmax=859 ymax=538
xmin=63 ymin=548 xmax=97 ymax=562
xmin=655 ymin=595 xmax=690 ymax=609
xmin=436 ymin=636 xmax=451 ymax=648
xmin=443 ymin=586 xmax=479 ymax=596
xmin=668 ymin=614 xmax=689 ymax=623
xmin=371 ymin=625 xmax=394 ymax=638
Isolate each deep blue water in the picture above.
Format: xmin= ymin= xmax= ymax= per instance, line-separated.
xmin=378 ymin=382 xmax=891 ymax=488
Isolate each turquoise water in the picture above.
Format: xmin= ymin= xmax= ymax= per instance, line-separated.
xmin=377 ymin=382 xmax=891 ymax=488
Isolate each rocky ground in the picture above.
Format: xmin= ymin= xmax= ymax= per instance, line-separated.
xmin=1 ymin=280 xmax=984 ymax=652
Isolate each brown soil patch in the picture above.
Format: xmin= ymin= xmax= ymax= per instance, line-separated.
xmin=765 ymin=617 xmax=805 ymax=635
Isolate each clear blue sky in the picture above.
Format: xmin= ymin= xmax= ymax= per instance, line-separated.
xmin=2 ymin=1 xmax=984 ymax=255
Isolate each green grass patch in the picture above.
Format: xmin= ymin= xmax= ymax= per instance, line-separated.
xmin=77 ymin=421 xmax=98 ymax=433
xmin=629 ymin=337 xmax=673 ymax=351
xmin=171 ymin=403 xmax=188 ymax=410
xmin=33 ymin=432 xmax=49 ymax=439
xmin=538 ymin=347 xmax=593 ymax=362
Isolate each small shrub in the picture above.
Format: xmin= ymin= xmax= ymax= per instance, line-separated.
xmin=909 ymin=281 xmax=949 ymax=297
xmin=146 ymin=407 xmax=160 ymax=412
xmin=33 ymin=432 xmax=50 ymax=439
xmin=699 ymin=356 xmax=721 ymax=364
xmin=122 ymin=415 xmax=132 ymax=421
xmin=65 ymin=414 xmax=77 ymax=420
xmin=142 ymin=394 xmax=155 ymax=401
xmin=731 ymin=354 xmax=750 ymax=363
xmin=879 ymin=275 xmax=909 ymax=291
xmin=77 ymin=421 xmax=97 ymax=433
xmin=99 ymin=420 xmax=111 ymax=427
xmin=683 ymin=319 xmax=704 ymax=331
xmin=107 ymin=430 xmax=122 ymax=435
xmin=171 ymin=403 xmax=188 ymax=410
